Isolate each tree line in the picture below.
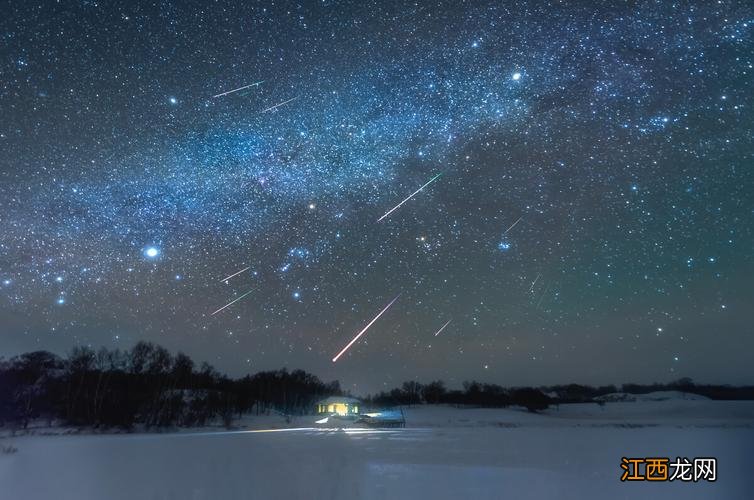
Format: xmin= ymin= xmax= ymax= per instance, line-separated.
xmin=365 ymin=378 xmax=754 ymax=412
xmin=3 ymin=343 xmax=753 ymax=430
xmin=0 ymin=342 xmax=341 ymax=430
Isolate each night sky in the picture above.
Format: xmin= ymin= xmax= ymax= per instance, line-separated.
xmin=2 ymin=0 xmax=753 ymax=394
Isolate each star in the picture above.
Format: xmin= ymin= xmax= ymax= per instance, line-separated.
xmin=143 ymin=246 xmax=161 ymax=259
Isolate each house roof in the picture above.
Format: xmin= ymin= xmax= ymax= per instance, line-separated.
xmin=317 ymin=396 xmax=361 ymax=405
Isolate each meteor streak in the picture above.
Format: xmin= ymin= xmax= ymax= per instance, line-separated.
xmin=220 ymin=266 xmax=251 ymax=282
xmin=503 ymin=215 xmax=523 ymax=235
xmin=332 ymin=294 xmax=401 ymax=362
xmin=212 ymin=81 xmax=263 ymax=98
xmin=433 ymin=319 xmax=452 ymax=337
xmin=377 ymin=173 xmax=442 ymax=222
xmin=211 ymin=288 xmax=256 ymax=316
xmin=529 ymin=273 xmax=541 ymax=292
xmin=261 ymin=96 xmax=297 ymax=113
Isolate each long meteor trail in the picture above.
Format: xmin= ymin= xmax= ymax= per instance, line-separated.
xmin=211 ymin=288 xmax=255 ymax=316
xmin=332 ymin=294 xmax=401 ymax=362
xmin=220 ymin=266 xmax=251 ymax=282
xmin=212 ymin=81 xmax=263 ymax=98
xmin=433 ymin=319 xmax=452 ymax=337
xmin=529 ymin=273 xmax=541 ymax=292
xmin=503 ymin=215 xmax=523 ymax=235
xmin=261 ymin=96 xmax=297 ymax=113
xmin=377 ymin=173 xmax=442 ymax=222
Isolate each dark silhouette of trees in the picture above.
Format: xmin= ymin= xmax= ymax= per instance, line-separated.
xmin=421 ymin=380 xmax=447 ymax=404
xmin=510 ymin=388 xmax=550 ymax=412
xmin=365 ymin=377 xmax=754 ymax=412
xmin=0 ymin=342 xmax=341 ymax=431
xmin=3 ymin=343 xmax=754 ymax=433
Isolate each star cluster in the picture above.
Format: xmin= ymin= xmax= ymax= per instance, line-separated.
xmin=1 ymin=1 xmax=753 ymax=392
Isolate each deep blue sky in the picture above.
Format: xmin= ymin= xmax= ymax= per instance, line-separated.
xmin=1 ymin=0 xmax=752 ymax=394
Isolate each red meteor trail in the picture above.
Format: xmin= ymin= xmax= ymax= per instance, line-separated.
xmin=377 ymin=173 xmax=442 ymax=222
xmin=433 ymin=319 xmax=452 ymax=336
xmin=332 ymin=294 xmax=401 ymax=362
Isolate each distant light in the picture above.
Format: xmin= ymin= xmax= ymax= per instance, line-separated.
xmin=2 ymin=279 xmax=10 ymax=286
xmin=169 ymin=97 xmax=178 ymax=104
xmin=292 ymin=291 xmax=301 ymax=300
xmin=498 ymin=242 xmax=511 ymax=251
xmin=143 ymin=246 xmax=160 ymax=259
xmin=308 ymin=203 xmax=316 ymax=210
xmin=56 ymin=297 xmax=66 ymax=305
xmin=55 ymin=276 xmax=63 ymax=283
xmin=512 ymin=72 xmax=522 ymax=81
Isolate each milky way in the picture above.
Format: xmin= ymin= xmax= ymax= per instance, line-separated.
xmin=1 ymin=1 xmax=753 ymax=393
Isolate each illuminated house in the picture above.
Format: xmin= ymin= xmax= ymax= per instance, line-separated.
xmin=316 ymin=396 xmax=360 ymax=416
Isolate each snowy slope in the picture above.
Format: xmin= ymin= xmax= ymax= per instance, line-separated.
xmin=1 ymin=400 xmax=752 ymax=500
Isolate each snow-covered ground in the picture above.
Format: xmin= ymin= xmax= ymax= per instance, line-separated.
xmin=1 ymin=398 xmax=753 ymax=500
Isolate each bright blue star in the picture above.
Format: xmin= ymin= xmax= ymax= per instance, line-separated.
xmin=512 ymin=72 xmax=522 ymax=81
xmin=498 ymin=242 xmax=511 ymax=251
xmin=143 ymin=246 xmax=161 ymax=259
xmin=292 ymin=291 xmax=301 ymax=300
xmin=168 ymin=97 xmax=178 ymax=105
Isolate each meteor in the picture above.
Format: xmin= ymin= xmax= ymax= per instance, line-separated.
xmin=432 ymin=319 xmax=452 ymax=337
xmin=211 ymin=288 xmax=256 ymax=316
xmin=529 ymin=273 xmax=541 ymax=292
xmin=261 ymin=96 xmax=297 ymax=113
xmin=332 ymin=294 xmax=401 ymax=362
xmin=377 ymin=173 xmax=442 ymax=222
xmin=212 ymin=81 xmax=263 ymax=98
xmin=503 ymin=215 xmax=523 ymax=235
xmin=220 ymin=266 xmax=251 ymax=283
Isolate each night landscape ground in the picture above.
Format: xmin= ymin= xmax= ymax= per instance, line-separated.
xmin=2 ymin=401 xmax=753 ymax=500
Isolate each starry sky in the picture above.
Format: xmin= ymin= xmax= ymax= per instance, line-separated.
xmin=1 ymin=0 xmax=753 ymax=394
